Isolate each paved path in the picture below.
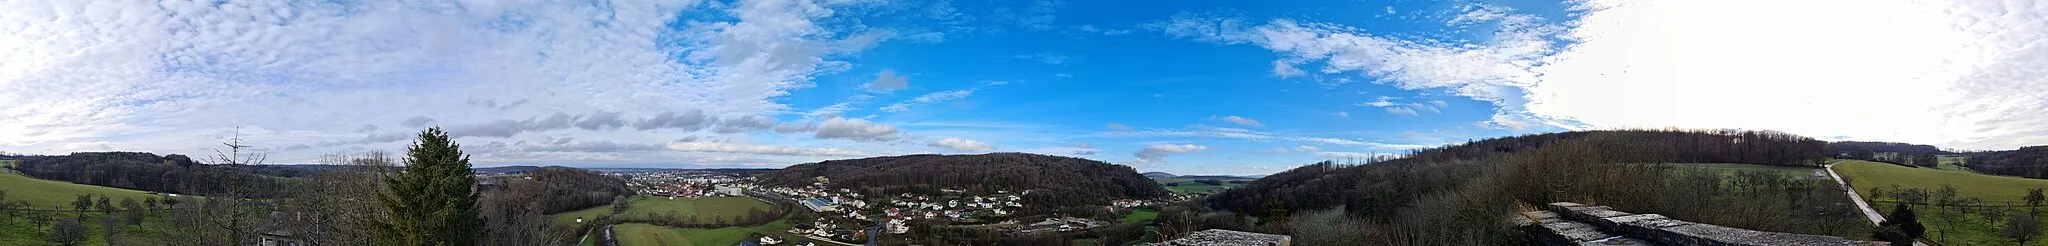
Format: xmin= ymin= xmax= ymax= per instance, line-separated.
xmin=1823 ymin=161 xmax=1886 ymax=225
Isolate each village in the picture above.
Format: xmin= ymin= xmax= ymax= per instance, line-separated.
xmin=560 ymin=170 xmax=1191 ymax=246
xmin=754 ymin=176 xmax=1182 ymax=245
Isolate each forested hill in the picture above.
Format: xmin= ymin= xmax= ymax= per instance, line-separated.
xmin=759 ymin=153 xmax=1169 ymax=207
xmin=4 ymin=152 xmax=298 ymax=198
xmin=1194 ymin=129 xmax=1850 ymax=245
xmin=1965 ymin=146 xmax=2048 ymax=178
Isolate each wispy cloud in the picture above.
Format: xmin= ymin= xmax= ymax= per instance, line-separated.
xmin=813 ymin=117 xmax=902 ymax=142
xmin=928 ymin=137 xmax=994 ymax=152
xmin=1136 ymin=143 xmax=1207 ymax=161
xmin=866 ymin=70 xmax=910 ymax=92
xmin=1212 ymin=115 xmax=1266 ymax=127
xmin=1155 ymin=5 xmax=1557 ymax=128
xmin=666 ymin=140 xmax=868 ymax=157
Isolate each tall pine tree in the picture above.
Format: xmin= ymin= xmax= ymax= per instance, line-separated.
xmin=374 ymin=127 xmax=484 ymax=245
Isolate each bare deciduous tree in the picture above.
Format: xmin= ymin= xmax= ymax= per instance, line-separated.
xmin=276 ymin=151 xmax=396 ymax=246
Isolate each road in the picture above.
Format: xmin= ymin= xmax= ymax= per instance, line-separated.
xmin=1825 ymin=161 xmax=1931 ymax=246
xmin=1823 ymin=161 xmax=1885 ymax=225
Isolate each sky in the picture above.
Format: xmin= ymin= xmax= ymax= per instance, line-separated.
xmin=2 ymin=0 xmax=2043 ymax=175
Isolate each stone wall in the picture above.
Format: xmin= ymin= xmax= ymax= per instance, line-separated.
xmin=1515 ymin=202 xmax=1885 ymax=246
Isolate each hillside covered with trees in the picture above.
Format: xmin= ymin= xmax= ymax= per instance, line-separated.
xmin=759 ymin=152 xmax=1169 ymax=216
xmin=1964 ymin=146 xmax=2048 ymax=178
xmin=1827 ymin=141 xmax=1947 ymax=167
xmin=518 ymin=166 xmax=635 ymax=214
xmin=1175 ymin=129 xmax=1860 ymax=245
xmin=4 ymin=152 xmax=296 ymax=198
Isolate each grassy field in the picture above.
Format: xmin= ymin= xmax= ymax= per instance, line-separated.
xmin=1937 ymin=155 xmax=1969 ymax=171
xmin=620 ymin=196 xmax=774 ymax=221
xmin=1154 ymin=177 xmax=1251 ymax=195
xmin=1835 ymin=159 xmax=2048 ymax=245
xmin=0 ymin=170 xmax=168 ymax=208
xmin=551 ymin=195 xmax=776 ymax=226
xmin=0 ymin=209 xmax=181 ymax=245
xmin=1835 ymin=160 xmax=2048 ymax=202
xmin=553 ymin=203 xmax=616 ymax=226
xmin=614 ymin=219 xmax=798 ymax=246
xmin=615 ymin=223 xmax=696 ymax=246
xmin=1121 ymin=208 xmax=1158 ymax=225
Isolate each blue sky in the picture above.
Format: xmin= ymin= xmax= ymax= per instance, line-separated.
xmin=4 ymin=0 xmax=2046 ymax=175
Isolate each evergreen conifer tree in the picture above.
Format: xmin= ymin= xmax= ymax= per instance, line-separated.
xmin=372 ymin=127 xmax=484 ymax=245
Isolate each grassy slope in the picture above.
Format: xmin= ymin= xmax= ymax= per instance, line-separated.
xmin=553 ymin=203 xmax=615 ymax=226
xmin=620 ymin=196 xmax=773 ymax=221
xmin=615 ymin=223 xmax=695 ymax=246
xmin=1121 ymin=208 xmax=1158 ymax=225
xmin=552 ymin=195 xmax=776 ymax=227
xmin=1836 ymin=160 xmax=2048 ymax=202
xmin=1937 ymin=155 xmax=1969 ymax=171
xmin=0 ymin=171 xmax=166 ymax=208
xmin=0 ymin=209 xmax=178 ymax=246
xmin=615 ymin=219 xmax=797 ymax=246
xmin=1836 ymin=159 xmax=2048 ymax=245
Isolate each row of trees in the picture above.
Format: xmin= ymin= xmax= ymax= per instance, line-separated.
xmin=1867 ymin=186 xmax=2048 ymax=245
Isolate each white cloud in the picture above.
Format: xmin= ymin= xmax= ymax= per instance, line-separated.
xmin=1162 ymin=0 xmax=2048 ymax=149
xmin=1296 ymin=145 xmax=1320 ymax=151
xmin=813 ymin=117 xmax=901 ymax=141
xmin=1385 ymin=107 xmax=1419 ymax=116
xmin=1524 ymin=0 xmax=2047 ymax=149
xmin=927 ymin=137 xmax=994 ymax=152
xmin=0 ymin=0 xmax=896 ymax=160
xmin=1136 ymin=143 xmax=1207 ymax=161
xmin=1272 ymin=60 xmax=1306 ymax=78
xmin=865 ymin=70 xmax=909 ymax=91
xmin=666 ymin=141 xmax=868 ymax=157
xmin=881 ymin=89 xmax=975 ymax=112
xmin=1157 ymin=6 xmax=1557 ymax=128
xmin=1331 ymin=111 xmax=1350 ymax=118
xmin=1213 ymin=115 xmax=1266 ymax=127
